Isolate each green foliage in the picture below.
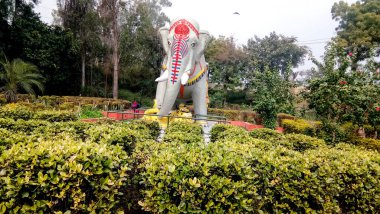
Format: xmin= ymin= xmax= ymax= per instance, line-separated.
xmin=212 ymin=125 xmax=251 ymax=144
xmin=284 ymin=133 xmax=326 ymax=152
xmin=79 ymin=106 xmax=103 ymax=119
xmin=163 ymin=122 xmax=204 ymax=145
xmin=206 ymin=36 xmax=248 ymax=107
xmin=305 ymin=45 xmax=380 ymax=128
xmin=166 ymin=122 xmax=202 ymax=136
xmin=0 ymin=139 xmax=130 ymax=213
xmin=0 ymin=58 xmax=44 ymax=103
xmin=210 ymin=124 xmax=237 ymax=142
xmin=245 ymin=32 xmax=308 ymax=76
xmin=0 ymin=103 xmax=77 ymax=122
xmin=332 ymin=0 xmax=380 ymax=62
xmin=249 ymin=128 xmax=284 ymax=141
xmin=128 ymin=119 xmax=161 ymax=139
xmin=248 ymin=68 xmax=295 ymax=129
xmin=140 ymin=140 xmax=380 ymax=213
xmin=352 ymin=138 xmax=380 ymax=152
xmin=282 ymin=119 xmax=321 ymax=136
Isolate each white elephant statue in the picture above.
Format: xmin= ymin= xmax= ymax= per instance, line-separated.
xmin=154 ymin=18 xmax=210 ymax=119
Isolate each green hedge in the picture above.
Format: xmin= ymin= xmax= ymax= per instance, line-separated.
xmin=0 ymin=139 xmax=131 ymax=213
xmin=353 ymin=138 xmax=380 ymax=152
xmin=249 ymin=128 xmax=284 ymax=141
xmin=0 ymin=104 xmax=77 ymax=122
xmin=282 ymin=119 xmax=321 ymax=136
xmin=283 ymin=133 xmax=326 ymax=152
xmin=211 ymin=124 xmax=251 ymax=143
xmin=163 ymin=122 xmax=204 ymax=145
xmin=139 ymin=140 xmax=380 ymax=213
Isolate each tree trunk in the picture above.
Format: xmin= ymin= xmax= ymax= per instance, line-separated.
xmin=81 ymin=52 xmax=86 ymax=90
xmin=111 ymin=2 xmax=120 ymax=100
xmin=112 ymin=47 xmax=119 ymax=99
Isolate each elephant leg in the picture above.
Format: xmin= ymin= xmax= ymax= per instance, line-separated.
xmin=192 ymin=78 xmax=208 ymax=121
xmin=155 ymin=81 xmax=166 ymax=109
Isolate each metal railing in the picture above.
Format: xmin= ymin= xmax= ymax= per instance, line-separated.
xmin=105 ymin=110 xmax=228 ymax=127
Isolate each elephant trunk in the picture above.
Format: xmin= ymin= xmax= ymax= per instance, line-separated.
xmin=158 ymin=51 xmax=194 ymax=116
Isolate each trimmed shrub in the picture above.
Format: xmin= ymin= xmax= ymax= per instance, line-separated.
xmin=210 ymin=124 xmax=235 ymax=142
xmin=139 ymin=140 xmax=380 ymax=213
xmin=85 ymin=124 xmax=151 ymax=153
xmin=166 ymin=122 xmax=202 ymax=136
xmin=33 ymin=110 xmax=77 ymax=122
xmin=163 ymin=122 xmax=204 ymax=145
xmin=0 ymin=103 xmax=33 ymax=120
xmin=353 ymin=138 xmax=380 ymax=152
xmin=0 ymin=139 xmax=131 ymax=213
xmin=277 ymin=113 xmax=295 ymax=126
xmin=282 ymin=119 xmax=321 ymax=136
xmin=127 ymin=120 xmax=160 ymax=139
xmin=284 ymin=133 xmax=326 ymax=152
xmin=0 ymin=129 xmax=30 ymax=154
xmin=249 ymin=128 xmax=284 ymax=141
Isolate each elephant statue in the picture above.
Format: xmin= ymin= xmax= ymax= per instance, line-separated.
xmin=154 ymin=18 xmax=211 ymax=119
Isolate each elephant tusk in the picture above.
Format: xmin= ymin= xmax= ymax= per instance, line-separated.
xmin=181 ymin=71 xmax=190 ymax=85
xmin=155 ymin=69 xmax=169 ymax=82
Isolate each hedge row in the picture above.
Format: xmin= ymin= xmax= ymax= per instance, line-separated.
xmin=282 ymin=119 xmax=322 ymax=136
xmin=0 ymin=139 xmax=132 ymax=213
xmin=0 ymin=118 xmax=159 ymax=154
xmin=0 ymin=94 xmax=131 ymax=110
xmin=0 ymin=103 xmax=77 ymax=122
xmin=163 ymin=122 xmax=204 ymax=144
xmin=139 ymin=139 xmax=380 ymax=213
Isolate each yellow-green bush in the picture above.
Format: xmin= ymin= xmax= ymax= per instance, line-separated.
xmin=166 ymin=122 xmax=202 ymax=136
xmin=127 ymin=120 xmax=161 ymax=139
xmin=353 ymin=138 xmax=380 ymax=152
xmin=0 ymin=139 xmax=131 ymax=213
xmin=163 ymin=122 xmax=204 ymax=144
xmin=284 ymin=133 xmax=326 ymax=152
xmin=211 ymin=124 xmax=251 ymax=143
xmin=0 ymin=103 xmax=33 ymax=120
xmin=33 ymin=110 xmax=77 ymax=122
xmin=249 ymin=128 xmax=284 ymax=141
xmin=282 ymin=119 xmax=321 ymax=136
xmin=139 ymin=140 xmax=380 ymax=213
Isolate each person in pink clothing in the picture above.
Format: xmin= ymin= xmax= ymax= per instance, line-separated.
xmin=131 ymin=100 xmax=139 ymax=113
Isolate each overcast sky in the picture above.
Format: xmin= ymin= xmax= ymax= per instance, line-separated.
xmin=35 ymin=0 xmax=357 ymax=71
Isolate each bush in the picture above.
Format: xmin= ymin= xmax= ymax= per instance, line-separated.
xmin=85 ymin=124 xmax=151 ymax=153
xmin=211 ymin=124 xmax=251 ymax=143
xmin=33 ymin=110 xmax=77 ymax=122
xmin=127 ymin=120 xmax=161 ymax=139
xmin=0 ymin=103 xmax=33 ymax=120
xmin=282 ymin=119 xmax=321 ymax=136
xmin=249 ymin=128 xmax=284 ymax=141
xmin=353 ymin=138 xmax=380 ymax=152
xmin=79 ymin=106 xmax=104 ymax=119
xmin=139 ymin=140 xmax=380 ymax=213
xmin=284 ymin=133 xmax=326 ymax=152
xmin=166 ymin=122 xmax=202 ymax=136
xmin=0 ymin=139 xmax=131 ymax=213
xmin=163 ymin=132 xmax=204 ymax=145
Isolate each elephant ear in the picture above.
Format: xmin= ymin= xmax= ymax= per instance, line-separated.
xmin=197 ymin=30 xmax=211 ymax=60
xmin=159 ymin=27 xmax=170 ymax=55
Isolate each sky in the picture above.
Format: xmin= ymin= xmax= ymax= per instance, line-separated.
xmin=34 ymin=0 xmax=357 ymax=71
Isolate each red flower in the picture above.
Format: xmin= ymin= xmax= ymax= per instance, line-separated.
xmin=376 ymin=107 xmax=380 ymax=112
xmin=339 ymin=80 xmax=347 ymax=85
xmin=348 ymin=52 xmax=353 ymax=56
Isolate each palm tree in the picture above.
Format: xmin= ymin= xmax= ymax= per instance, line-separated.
xmin=0 ymin=58 xmax=44 ymax=103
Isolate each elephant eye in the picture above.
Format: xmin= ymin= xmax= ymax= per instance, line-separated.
xmin=191 ymin=42 xmax=196 ymax=47
xmin=168 ymin=41 xmax=171 ymax=46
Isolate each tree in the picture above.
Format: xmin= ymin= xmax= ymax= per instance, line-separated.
xmin=305 ymin=45 xmax=380 ymax=142
xmin=57 ymin=0 xmax=101 ymax=90
xmin=247 ymin=68 xmax=294 ymax=129
xmin=0 ymin=58 xmax=44 ymax=102
xmin=8 ymin=2 xmax=81 ymax=95
xmin=205 ymin=36 xmax=247 ymax=107
xmin=332 ymin=0 xmax=380 ymax=65
xmin=119 ymin=0 xmax=171 ymax=97
xmin=244 ymin=32 xmax=308 ymax=76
